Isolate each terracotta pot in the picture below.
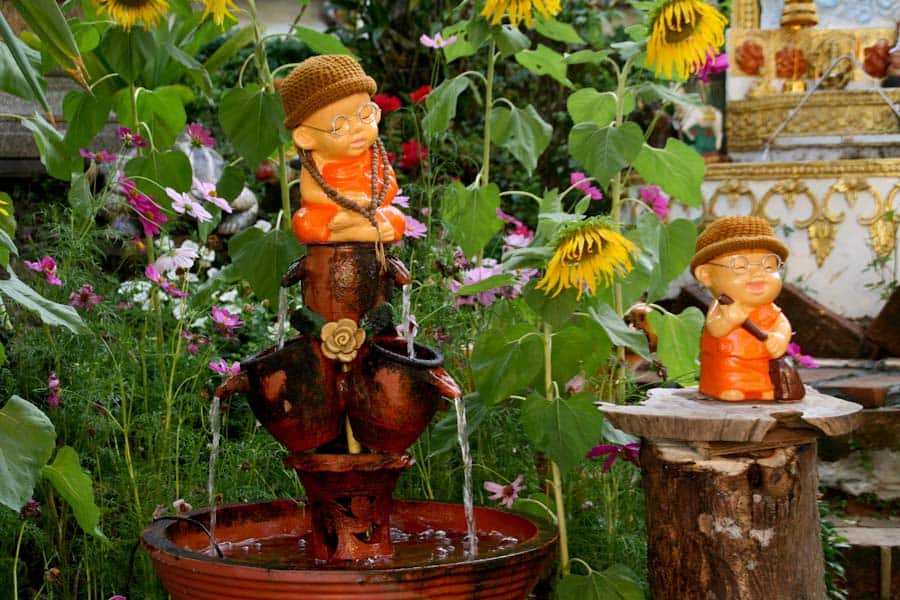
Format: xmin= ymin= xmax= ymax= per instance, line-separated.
xmin=143 ymin=499 xmax=558 ymax=600
xmin=240 ymin=336 xmax=341 ymax=452
xmin=349 ymin=336 xmax=461 ymax=453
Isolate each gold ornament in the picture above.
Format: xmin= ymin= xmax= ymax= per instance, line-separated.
xmin=321 ymin=318 xmax=366 ymax=363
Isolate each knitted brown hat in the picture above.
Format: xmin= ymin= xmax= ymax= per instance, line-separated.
xmin=280 ymin=55 xmax=377 ymax=129
xmin=690 ymin=216 xmax=789 ymax=275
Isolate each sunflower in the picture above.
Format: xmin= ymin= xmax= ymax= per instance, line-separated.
xmin=200 ymin=0 xmax=239 ymax=26
xmin=535 ymin=217 xmax=638 ymax=300
xmin=481 ymin=0 xmax=562 ymax=27
xmin=95 ymin=0 xmax=170 ymax=30
xmin=646 ymin=0 xmax=728 ymax=80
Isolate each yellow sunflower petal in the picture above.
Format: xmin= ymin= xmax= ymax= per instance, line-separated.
xmin=647 ymin=0 xmax=727 ymax=80
xmin=96 ymin=0 xmax=170 ymax=31
xmin=201 ymin=0 xmax=239 ymax=26
xmin=480 ymin=0 xmax=562 ymax=27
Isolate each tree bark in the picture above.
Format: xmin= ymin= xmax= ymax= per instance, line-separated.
xmin=642 ymin=440 xmax=826 ymax=600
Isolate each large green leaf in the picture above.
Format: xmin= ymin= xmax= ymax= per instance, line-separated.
xmin=0 ymin=15 xmax=48 ymax=111
xmin=632 ymin=138 xmax=706 ymax=207
xmin=490 ymin=104 xmax=552 ymax=175
xmin=138 ymin=86 xmax=187 ymax=149
xmin=0 ymin=396 xmax=55 ymax=511
xmin=442 ymin=19 xmax=490 ymax=63
xmin=522 ymin=280 xmax=579 ymax=328
xmin=534 ymin=14 xmax=584 ymax=44
xmin=441 ymin=182 xmax=502 ymax=259
xmin=492 ymin=25 xmax=530 ymax=57
xmin=557 ymin=565 xmax=645 ymax=600
xmin=422 ymin=75 xmax=470 ymax=138
xmin=293 ymin=26 xmax=351 ymax=55
xmin=99 ymin=26 xmax=155 ymax=84
xmin=427 ymin=393 xmax=490 ymax=457
xmin=520 ymin=391 xmax=605 ymax=475
xmin=648 ymin=308 xmax=704 ymax=385
xmin=124 ymin=150 xmax=192 ymax=199
xmin=632 ymin=215 xmax=696 ymax=301
xmin=0 ymin=269 xmax=86 ymax=333
xmin=9 ymin=0 xmax=86 ymax=87
xmin=216 ymin=164 xmax=245 ymax=202
xmin=41 ymin=446 xmax=105 ymax=538
xmin=568 ymin=121 xmax=643 ymax=190
xmin=62 ymin=91 xmax=112 ymax=151
xmin=515 ymin=44 xmax=573 ymax=88
xmin=567 ymin=88 xmax=634 ymax=126
xmin=455 ymin=273 xmax=517 ymax=297
xmin=21 ymin=114 xmax=82 ymax=181
xmin=219 ymin=84 xmax=289 ymax=168
xmin=588 ymin=302 xmax=650 ymax=359
xmin=471 ymin=323 xmax=543 ymax=405
xmin=547 ymin=320 xmax=612 ymax=385
xmin=204 ymin=27 xmax=255 ymax=73
xmin=228 ymin=227 xmax=303 ymax=306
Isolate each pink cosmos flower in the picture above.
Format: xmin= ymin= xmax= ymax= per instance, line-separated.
xmin=166 ymin=188 xmax=212 ymax=223
xmin=69 ymin=284 xmax=103 ymax=311
xmin=47 ymin=372 xmax=61 ymax=408
xmin=182 ymin=329 xmax=211 ymax=355
xmin=570 ymin=171 xmax=603 ymax=201
xmin=108 ymin=596 xmax=127 ymax=600
xmin=587 ymin=442 xmax=641 ymax=472
xmin=79 ymin=148 xmax=116 ymax=163
xmin=419 ymin=32 xmax=457 ymax=49
xmin=420 ymin=207 xmax=431 ymax=217
xmin=372 ymin=93 xmax=402 ymax=114
xmin=210 ymin=305 xmax=243 ymax=337
xmin=483 ymin=474 xmax=526 ymax=508
xmin=154 ymin=245 xmax=198 ymax=273
xmin=449 ymin=259 xmax=531 ymax=307
xmin=396 ymin=314 xmax=418 ymax=338
xmin=565 ymin=373 xmax=585 ymax=394
xmin=145 ymin=264 xmax=187 ymax=298
xmin=639 ymin=185 xmax=670 ymax=220
xmin=186 ymin=123 xmax=216 ymax=147
xmin=173 ymin=498 xmax=193 ymax=514
xmin=787 ymin=342 xmax=820 ymax=368
xmin=120 ymin=176 xmax=167 ymax=237
xmin=503 ymin=230 xmax=533 ymax=250
xmin=117 ymin=126 xmax=148 ymax=148
xmin=24 ymin=255 xmax=62 ymax=286
xmin=496 ymin=208 xmax=525 ymax=230
xmin=398 ymin=139 xmax=427 ymax=170
xmin=391 ymin=191 xmax=410 ymax=209
xmin=209 ymin=358 xmax=240 ymax=375
xmin=404 ymin=215 xmax=428 ymax=239
xmin=694 ymin=52 xmax=729 ymax=83
xmin=194 ymin=179 xmax=233 ymax=213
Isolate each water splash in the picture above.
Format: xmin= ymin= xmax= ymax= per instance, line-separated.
xmin=208 ymin=395 xmax=222 ymax=546
xmin=275 ymin=286 xmax=290 ymax=350
xmin=400 ymin=284 xmax=415 ymax=359
xmin=454 ymin=396 xmax=478 ymax=557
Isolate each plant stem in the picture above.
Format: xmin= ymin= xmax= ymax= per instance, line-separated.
xmin=246 ymin=0 xmax=275 ymax=93
xmin=13 ymin=521 xmax=24 ymax=599
xmin=479 ymin=41 xmax=496 ymax=187
xmin=543 ymin=322 xmax=570 ymax=576
xmin=278 ymin=148 xmax=291 ymax=232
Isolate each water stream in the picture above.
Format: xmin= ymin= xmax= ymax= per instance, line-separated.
xmin=208 ymin=395 xmax=222 ymax=546
xmin=400 ymin=284 xmax=415 ymax=359
xmin=454 ymin=396 xmax=478 ymax=557
xmin=274 ymin=286 xmax=290 ymax=350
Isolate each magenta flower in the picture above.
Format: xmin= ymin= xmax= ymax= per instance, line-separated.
xmin=570 ymin=172 xmax=603 ymax=201
xmin=210 ymin=305 xmax=243 ymax=337
xmin=186 ymin=123 xmax=215 ymax=147
xmin=565 ymin=373 xmax=585 ymax=394
xmin=586 ymin=442 xmax=641 ymax=472
xmin=404 ymin=215 xmax=428 ymax=239
xmin=120 ymin=176 xmax=167 ymax=237
xmin=117 ymin=126 xmax=148 ymax=148
xmin=639 ymin=185 xmax=670 ymax=220
xmin=182 ymin=329 xmax=211 ymax=355
xmin=166 ymin=187 xmax=212 ymax=223
xmin=392 ymin=191 xmax=410 ymax=209
xmin=194 ymin=179 xmax=233 ymax=213
xmin=79 ymin=148 xmax=116 ymax=164
xmin=484 ymin=474 xmax=526 ymax=509
xmin=69 ymin=284 xmax=103 ymax=311
xmin=47 ymin=372 xmax=61 ymax=408
xmin=503 ymin=230 xmax=533 ymax=250
xmin=145 ymin=264 xmax=187 ymax=298
xmin=496 ymin=208 xmax=525 ymax=230
xmin=24 ymin=255 xmax=62 ymax=286
xmin=209 ymin=358 xmax=240 ymax=375
xmin=787 ymin=342 xmax=820 ymax=368
xmin=108 ymin=596 xmax=127 ymax=600
xmin=694 ymin=52 xmax=729 ymax=83
xmin=419 ymin=32 xmax=457 ymax=49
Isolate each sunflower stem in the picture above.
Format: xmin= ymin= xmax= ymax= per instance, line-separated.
xmin=245 ymin=0 xmax=275 ymax=93
xmin=479 ymin=40 xmax=496 ymax=188
xmin=543 ymin=322 xmax=570 ymax=576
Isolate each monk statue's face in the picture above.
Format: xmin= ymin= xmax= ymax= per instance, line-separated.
xmin=292 ymin=92 xmax=381 ymax=161
xmin=694 ymin=249 xmax=783 ymax=306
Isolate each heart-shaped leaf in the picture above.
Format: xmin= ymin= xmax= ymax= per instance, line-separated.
xmin=441 ymin=181 xmax=501 ymax=258
xmin=228 ymin=227 xmax=303 ymax=306
xmin=521 ymin=391 xmax=605 ymax=475
xmin=422 ymin=75 xmax=470 ymax=138
xmin=515 ymin=44 xmax=573 ymax=88
xmin=490 ymin=104 xmax=552 ymax=175
xmin=42 ymin=446 xmax=105 ymax=538
xmin=632 ymin=138 xmax=706 ymax=207
xmin=219 ymin=84 xmax=289 ymax=168
xmin=648 ymin=307 xmax=704 ymax=384
xmin=568 ymin=121 xmax=643 ymax=189
xmin=471 ymin=323 xmax=543 ymax=404
xmin=0 ymin=396 xmax=55 ymax=511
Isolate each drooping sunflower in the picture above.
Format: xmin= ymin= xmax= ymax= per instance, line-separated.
xmin=536 ymin=217 xmax=638 ymax=300
xmin=481 ymin=0 xmax=562 ymax=28
xmin=646 ymin=0 xmax=728 ymax=80
xmin=95 ymin=0 xmax=170 ymax=31
xmin=200 ymin=0 xmax=239 ymax=26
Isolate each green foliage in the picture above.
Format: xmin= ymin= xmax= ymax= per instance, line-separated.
xmin=647 ymin=308 xmax=703 ymax=384
xmin=41 ymin=446 xmax=106 ymax=538
xmin=100 ymin=26 xmax=156 ymax=84
xmin=0 ymin=269 xmax=86 ymax=333
xmin=515 ymin=44 xmax=573 ymax=88
xmin=568 ymin=122 xmax=644 ymax=189
xmin=422 ymin=75 xmax=471 ymax=138
xmin=0 ymin=14 xmax=48 ymax=113
xmin=632 ymin=138 xmax=706 ymax=206
xmin=490 ymin=104 xmax=552 ymax=175
xmin=0 ymin=396 xmax=55 ymax=511
xmin=521 ymin=391 xmax=605 ymax=475
xmin=471 ymin=323 xmax=543 ymax=405
xmin=441 ymin=182 xmax=502 ymax=258
xmin=557 ymin=564 xmax=645 ymax=599
xmin=219 ymin=84 xmax=289 ymax=167
xmin=22 ymin=114 xmax=82 ymax=181
xmin=228 ymin=227 xmax=303 ymax=306
xmin=62 ymin=90 xmax=113 ymax=151
xmin=125 ymin=149 xmax=193 ymax=197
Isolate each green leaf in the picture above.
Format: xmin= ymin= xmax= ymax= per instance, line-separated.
xmin=21 ymin=114 xmax=82 ymax=181
xmin=648 ymin=308 xmax=704 ymax=384
xmin=511 ymin=493 xmax=557 ymax=524
xmin=567 ymin=88 xmax=634 ymax=126
xmin=522 ymin=280 xmax=579 ymax=328
xmin=638 ymin=82 xmax=703 ymax=109
xmin=632 ymin=215 xmax=696 ymax=301
xmin=216 ymin=165 xmax=245 ymax=202
xmin=548 ymin=322 xmax=612 ymax=385
xmin=588 ymin=302 xmax=649 ymax=359
xmin=124 ymin=150 xmax=192 ymax=199
xmin=9 ymin=0 xmax=85 ymax=85
xmin=515 ymin=44 xmax=573 ymax=88
xmin=0 ymin=396 xmax=55 ymax=511
xmin=568 ymin=121 xmax=643 ymax=190
xmin=219 ymin=84 xmax=289 ymax=168
xmin=0 ymin=15 xmax=48 ymax=111
xmin=455 ymin=273 xmax=517 ymax=296
xmin=563 ymin=49 xmax=611 ymax=65
xmin=99 ymin=26 xmax=155 ymax=84
xmin=71 ymin=21 xmax=101 ymax=53
xmin=557 ymin=564 xmax=645 ymax=600
xmin=204 ymin=26 xmax=255 ymax=73
xmin=492 ymin=25 xmax=530 ymax=57
xmin=442 ymin=19 xmax=490 ymax=63
xmin=422 ymin=75 xmax=470 ymax=138
xmin=166 ymin=43 xmax=212 ymax=95
xmin=68 ymin=171 xmax=93 ymax=234
xmin=471 ymin=323 xmax=543 ymax=405
xmin=62 ymin=91 xmax=112 ymax=151
xmin=534 ymin=14 xmax=584 ymax=44
xmin=490 ymin=104 xmax=552 ymax=175
xmin=441 ymin=182 xmax=502 ymax=259
xmin=41 ymin=446 xmax=105 ymax=538
xmin=0 ymin=269 xmax=86 ymax=333
xmin=632 ymin=138 xmax=706 ymax=206
xmin=138 ymin=86 xmax=187 ymax=149
xmin=228 ymin=227 xmax=303 ymax=306
xmin=293 ymin=26 xmax=351 ymax=55
xmin=520 ymin=391 xmax=604 ymax=475
xmin=428 ymin=393 xmax=489 ymax=457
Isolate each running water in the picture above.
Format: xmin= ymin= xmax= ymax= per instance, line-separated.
xmin=400 ymin=284 xmax=415 ymax=359
xmin=208 ymin=395 xmax=222 ymax=546
xmin=454 ymin=396 xmax=478 ymax=557
xmin=274 ymin=286 xmax=290 ymax=350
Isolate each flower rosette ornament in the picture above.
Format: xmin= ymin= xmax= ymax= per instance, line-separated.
xmin=321 ymin=318 xmax=366 ymax=363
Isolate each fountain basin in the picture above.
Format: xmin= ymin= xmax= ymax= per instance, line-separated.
xmin=143 ymin=499 xmax=558 ymax=599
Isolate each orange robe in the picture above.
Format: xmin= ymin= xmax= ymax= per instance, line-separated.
xmin=699 ymin=302 xmax=781 ymax=400
xmin=292 ymin=149 xmax=406 ymax=244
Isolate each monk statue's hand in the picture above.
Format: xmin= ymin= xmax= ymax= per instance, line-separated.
xmin=764 ymin=331 xmax=789 ymax=358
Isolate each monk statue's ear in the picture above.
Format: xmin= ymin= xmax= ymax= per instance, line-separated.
xmin=694 ymin=264 xmax=713 ymax=289
xmin=293 ymin=127 xmax=316 ymax=151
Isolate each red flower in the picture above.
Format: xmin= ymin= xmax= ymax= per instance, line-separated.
xmin=373 ymin=93 xmax=402 ymax=114
xmin=398 ymin=139 xmax=427 ymax=170
xmin=409 ymin=85 xmax=431 ymax=104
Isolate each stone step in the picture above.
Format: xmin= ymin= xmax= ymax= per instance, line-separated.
xmin=831 ymin=519 xmax=900 ymax=600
